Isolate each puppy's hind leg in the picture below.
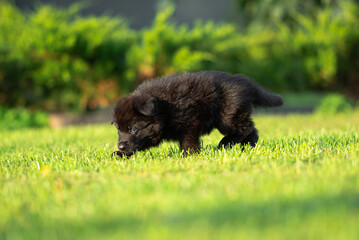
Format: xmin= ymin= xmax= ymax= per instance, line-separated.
xmin=218 ymin=127 xmax=258 ymax=150
xmin=217 ymin=121 xmax=256 ymax=149
xmin=217 ymin=105 xmax=256 ymax=150
xmin=218 ymin=135 xmax=243 ymax=149
xmin=241 ymin=127 xmax=259 ymax=148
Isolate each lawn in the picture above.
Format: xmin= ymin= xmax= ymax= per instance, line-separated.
xmin=1 ymin=113 xmax=359 ymax=240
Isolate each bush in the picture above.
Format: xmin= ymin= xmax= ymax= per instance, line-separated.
xmin=0 ymin=1 xmax=358 ymax=112
xmin=125 ymin=6 xmax=241 ymax=85
xmin=0 ymin=2 xmax=134 ymax=112
xmin=276 ymin=1 xmax=359 ymax=91
xmin=236 ymin=1 xmax=359 ymax=92
xmin=0 ymin=106 xmax=49 ymax=130
xmin=127 ymin=2 xmax=359 ymax=93
xmin=315 ymin=94 xmax=353 ymax=115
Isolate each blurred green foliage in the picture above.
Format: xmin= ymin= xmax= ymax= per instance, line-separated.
xmin=315 ymin=93 xmax=353 ymax=115
xmin=0 ymin=1 xmax=358 ymax=112
xmin=0 ymin=2 xmax=134 ymax=111
xmin=125 ymin=6 xmax=240 ymax=84
xmin=233 ymin=0 xmax=338 ymax=27
xmin=0 ymin=106 xmax=49 ymax=130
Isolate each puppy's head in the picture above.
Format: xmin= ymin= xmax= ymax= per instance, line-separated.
xmin=112 ymin=94 xmax=164 ymax=156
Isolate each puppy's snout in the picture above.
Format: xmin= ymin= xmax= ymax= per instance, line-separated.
xmin=118 ymin=141 xmax=127 ymax=151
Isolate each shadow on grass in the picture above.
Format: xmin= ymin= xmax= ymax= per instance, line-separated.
xmin=2 ymin=192 xmax=359 ymax=239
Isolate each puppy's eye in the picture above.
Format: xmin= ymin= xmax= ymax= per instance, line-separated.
xmin=128 ymin=126 xmax=137 ymax=134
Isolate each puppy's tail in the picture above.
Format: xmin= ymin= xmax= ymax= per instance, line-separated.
xmin=234 ymin=73 xmax=284 ymax=107
xmin=252 ymin=84 xmax=284 ymax=107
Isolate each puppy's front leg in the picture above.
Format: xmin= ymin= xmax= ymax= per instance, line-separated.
xmin=111 ymin=151 xmax=124 ymax=158
xmin=180 ymin=134 xmax=200 ymax=157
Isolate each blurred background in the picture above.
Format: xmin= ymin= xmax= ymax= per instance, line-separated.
xmin=0 ymin=0 xmax=358 ymax=129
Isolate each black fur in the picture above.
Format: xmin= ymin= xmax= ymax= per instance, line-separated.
xmin=112 ymin=71 xmax=283 ymax=157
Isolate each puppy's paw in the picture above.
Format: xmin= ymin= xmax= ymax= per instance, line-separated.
xmin=111 ymin=151 xmax=124 ymax=158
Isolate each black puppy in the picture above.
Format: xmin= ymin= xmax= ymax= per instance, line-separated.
xmin=112 ymin=71 xmax=283 ymax=157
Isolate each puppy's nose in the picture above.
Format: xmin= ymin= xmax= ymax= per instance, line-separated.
xmin=118 ymin=142 xmax=127 ymax=151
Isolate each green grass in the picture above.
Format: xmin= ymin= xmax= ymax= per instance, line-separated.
xmin=1 ymin=113 xmax=359 ymax=240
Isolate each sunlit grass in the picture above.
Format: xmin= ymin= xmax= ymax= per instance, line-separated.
xmin=1 ymin=113 xmax=359 ymax=239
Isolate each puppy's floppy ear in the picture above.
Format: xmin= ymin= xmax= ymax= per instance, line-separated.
xmin=133 ymin=94 xmax=159 ymax=116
